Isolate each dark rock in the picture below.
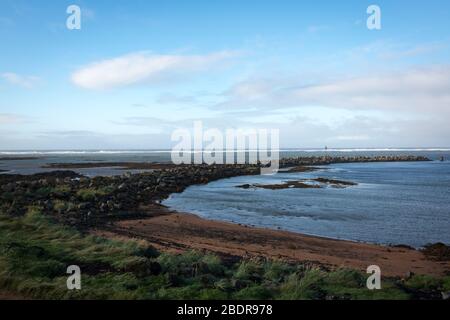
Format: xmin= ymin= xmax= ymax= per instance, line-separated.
xmin=136 ymin=246 xmax=159 ymax=259
xmin=231 ymin=279 xmax=247 ymax=290
xmin=0 ymin=156 xmax=430 ymax=228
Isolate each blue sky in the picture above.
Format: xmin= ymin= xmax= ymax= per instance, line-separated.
xmin=1 ymin=0 xmax=450 ymax=149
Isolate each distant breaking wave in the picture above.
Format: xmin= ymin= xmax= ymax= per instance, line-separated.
xmin=1 ymin=148 xmax=450 ymax=155
xmin=0 ymin=150 xmax=171 ymax=155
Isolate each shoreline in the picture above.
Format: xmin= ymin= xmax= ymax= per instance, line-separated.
xmin=2 ymin=156 xmax=448 ymax=278
xmin=95 ymin=203 xmax=450 ymax=277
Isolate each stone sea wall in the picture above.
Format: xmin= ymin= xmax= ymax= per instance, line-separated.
xmin=0 ymin=156 xmax=430 ymax=226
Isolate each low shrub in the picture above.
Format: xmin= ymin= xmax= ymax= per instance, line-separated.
xmin=0 ymin=209 xmax=446 ymax=300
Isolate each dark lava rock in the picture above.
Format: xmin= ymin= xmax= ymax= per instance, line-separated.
xmin=2 ymin=170 xmax=80 ymax=181
xmin=238 ymin=181 xmax=321 ymax=190
xmin=0 ymin=157 xmax=430 ymax=228
xmin=312 ymin=177 xmax=357 ymax=186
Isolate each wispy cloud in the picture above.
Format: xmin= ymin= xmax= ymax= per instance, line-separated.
xmin=156 ymin=93 xmax=198 ymax=105
xmin=216 ymin=66 xmax=450 ymax=113
xmin=343 ymin=40 xmax=447 ymax=62
xmin=378 ymin=42 xmax=446 ymax=60
xmin=71 ymin=51 xmax=240 ymax=90
xmin=289 ymin=66 xmax=450 ymax=112
xmin=1 ymin=72 xmax=40 ymax=88
xmin=307 ymin=25 xmax=329 ymax=33
xmin=0 ymin=113 xmax=27 ymax=124
xmin=38 ymin=130 xmax=100 ymax=138
xmin=25 ymin=130 xmax=172 ymax=150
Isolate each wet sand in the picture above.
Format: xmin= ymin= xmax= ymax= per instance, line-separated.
xmin=96 ymin=205 xmax=450 ymax=277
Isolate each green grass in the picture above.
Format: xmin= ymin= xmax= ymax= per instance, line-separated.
xmin=404 ymin=274 xmax=442 ymax=291
xmin=52 ymin=185 xmax=72 ymax=197
xmin=53 ymin=200 xmax=76 ymax=213
xmin=0 ymin=208 xmax=151 ymax=299
xmin=76 ymin=187 xmax=114 ymax=201
xmin=0 ymin=209 xmax=448 ymax=300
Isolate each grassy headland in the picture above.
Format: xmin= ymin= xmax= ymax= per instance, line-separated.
xmin=1 ymin=156 xmax=449 ymax=300
xmin=1 ymin=208 xmax=449 ymax=300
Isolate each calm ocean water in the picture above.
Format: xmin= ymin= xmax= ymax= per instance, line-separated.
xmin=1 ymin=149 xmax=449 ymax=247
xmin=162 ymin=150 xmax=450 ymax=248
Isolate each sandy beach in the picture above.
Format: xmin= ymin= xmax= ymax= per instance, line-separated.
xmin=96 ymin=204 xmax=450 ymax=277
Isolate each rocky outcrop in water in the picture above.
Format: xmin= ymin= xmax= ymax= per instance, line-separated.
xmin=279 ymin=155 xmax=430 ymax=167
xmin=0 ymin=155 xmax=430 ymax=227
xmin=0 ymin=165 xmax=259 ymax=226
xmin=236 ymin=178 xmax=357 ymax=190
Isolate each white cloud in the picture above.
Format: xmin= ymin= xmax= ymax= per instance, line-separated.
xmin=71 ymin=51 xmax=239 ymax=90
xmin=227 ymin=80 xmax=273 ymax=101
xmin=0 ymin=113 xmax=25 ymax=124
xmin=1 ymin=72 xmax=40 ymax=88
xmin=289 ymin=66 xmax=450 ymax=112
xmin=334 ymin=135 xmax=370 ymax=141
xmin=218 ymin=66 xmax=450 ymax=113
xmin=379 ymin=43 xmax=444 ymax=60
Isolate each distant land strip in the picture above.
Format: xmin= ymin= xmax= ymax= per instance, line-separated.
xmin=41 ymin=155 xmax=431 ymax=170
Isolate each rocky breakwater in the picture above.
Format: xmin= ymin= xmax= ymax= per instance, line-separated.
xmin=0 ymin=156 xmax=429 ymax=227
xmin=0 ymin=164 xmax=259 ymax=226
xmin=279 ymin=155 xmax=430 ymax=167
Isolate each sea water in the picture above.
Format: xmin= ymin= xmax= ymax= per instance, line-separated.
xmin=1 ymin=149 xmax=449 ymax=247
xmin=163 ymin=156 xmax=450 ymax=247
